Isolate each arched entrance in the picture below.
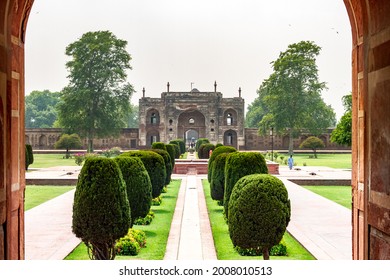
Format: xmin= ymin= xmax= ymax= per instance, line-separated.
xmin=1 ymin=0 xmax=390 ymax=260
xmin=185 ymin=129 xmax=198 ymax=149
xmin=223 ymin=130 xmax=238 ymax=149
xmin=177 ymin=110 xmax=206 ymax=145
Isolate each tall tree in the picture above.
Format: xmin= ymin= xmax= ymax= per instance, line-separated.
xmin=126 ymin=104 xmax=139 ymax=128
xmin=330 ymin=93 xmax=352 ymax=146
xmin=57 ymin=30 xmax=134 ymax=152
xmin=245 ymin=85 xmax=269 ymax=128
xmin=258 ymin=41 xmax=336 ymax=154
xmin=25 ymin=90 xmax=61 ymax=128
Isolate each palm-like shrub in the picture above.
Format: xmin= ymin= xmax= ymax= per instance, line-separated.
xmin=210 ymin=153 xmax=229 ymax=201
xmin=115 ymin=156 xmax=152 ymax=227
xmin=207 ymin=145 xmax=236 ymax=182
xmin=228 ymin=174 xmax=290 ymax=260
xmin=224 ymin=152 xmax=268 ymax=219
xmin=121 ymin=151 xmax=166 ymax=198
xmin=72 ymin=157 xmax=131 ymax=260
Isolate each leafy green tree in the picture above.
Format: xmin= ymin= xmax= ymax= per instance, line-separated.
xmin=25 ymin=90 xmax=61 ymax=128
xmin=299 ymin=136 xmax=325 ymax=158
xmin=126 ymin=104 xmax=139 ymax=128
xmin=54 ymin=133 xmax=83 ymax=159
xmin=245 ymin=86 xmax=269 ymax=128
xmin=257 ymin=41 xmax=336 ymax=154
xmin=331 ymin=94 xmax=352 ymax=146
xmin=57 ymin=30 xmax=135 ymax=152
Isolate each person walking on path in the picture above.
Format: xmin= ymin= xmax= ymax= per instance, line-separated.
xmin=288 ymin=155 xmax=294 ymax=170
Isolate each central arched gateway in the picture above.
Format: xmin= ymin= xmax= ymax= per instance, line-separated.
xmin=138 ymin=88 xmax=245 ymax=148
xmin=1 ymin=0 xmax=390 ymax=260
xmin=178 ymin=110 xmax=206 ymax=147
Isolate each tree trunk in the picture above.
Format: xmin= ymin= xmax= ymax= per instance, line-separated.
xmin=262 ymin=247 xmax=270 ymax=260
xmin=288 ymin=130 xmax=294 ymax=155
xmin=87 ymin=138 xmax=94 ymax=153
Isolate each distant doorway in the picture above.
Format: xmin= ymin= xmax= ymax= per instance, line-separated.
xmin=185 ymin=129 xmax=198 ymax=149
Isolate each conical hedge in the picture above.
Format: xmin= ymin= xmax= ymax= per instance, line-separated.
xmin=224 ymin=152 xmax=268 ymax=219
xmin=207 ymin=145 xmax=236 ymax=182
xmin=72 ymin=157 xmax=131 ymax=260
xmin=121 ymin=150 xmax=166 ymax=198
xmin=228 ymin=174 xmax=290 ymax=260
xmin=148 ymin=148 xmax=172 ymax=186
xmin=115 ymin=156 xmax=152 ymax=227
xmin=210 ymin=152 xmax=229 ymax=201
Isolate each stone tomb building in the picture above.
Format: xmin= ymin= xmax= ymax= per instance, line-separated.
xmin=138 ymin=84 xmax=245 ymax=149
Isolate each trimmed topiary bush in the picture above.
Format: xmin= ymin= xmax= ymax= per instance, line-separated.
xmin=72 ymin=157 xmax=131 ymax=260
xmin=224 ymin=152 xmax=268 ymax=219
xmin=148 ymin=149 xmax=172 ymax=186
xmin=115 ymin=156 xmax=152 ymax=227
xmin=121 ymin=150 xmax=166 ymax=198
xmin=207 ymin=145 xmax=237 ymax=182
xmin=165 ymin=144 xmax=176 ymax=167
xmin=195 ymin=138 xmax=209 ymax=152
xmin=169 ymin=139 xmax=185 ymax=155
xmin=25 ymin=144 xmax=34 ymax=170
xmin=228 ymin=174 xmax=291 ymax=260
xmin=198 ymin=143 xmax=215 ymax=159
xmin=172 ymin=144 xmax=181 ymax=159
xmin=235 ymin=238 xmax=288 ymax=257
xmin=151 ymin=142 xmax=166 ymax=150
xmin=210 ymin=153 xmax=229 ymax=202
xmin=133 ymin=210 xmax=155 ymax=225
xmin=115 ymin=229 xmax=146 ymax=256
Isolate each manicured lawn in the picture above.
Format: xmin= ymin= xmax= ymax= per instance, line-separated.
xmin=65 ymin=179 xmax=181 ymax=260
xmin=303 ymin=186 xmax=352 ymax=209
xmin=278 ymin=153 xmax=352 ymax=169
xmin=28 ymin=153 xmax=78 ymax=169
xmin=25 ymin=185 xmax=75 ymax=211
xmin=203 ymin=180 xmax=315 ymax=260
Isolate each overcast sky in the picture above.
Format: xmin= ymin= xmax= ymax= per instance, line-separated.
xmin=25 ymin=0 xmax=352 ymax=121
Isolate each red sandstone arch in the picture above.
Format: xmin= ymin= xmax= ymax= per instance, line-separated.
xmin=0 ymin=0 xmax=389 ymax=259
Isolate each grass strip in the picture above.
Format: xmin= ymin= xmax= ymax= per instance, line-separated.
xmin=25 ymin=185 xmax=75 ymax=211
xmin=303 ymin=185 xmax=352 ymax=209
xmin=275 ymin=153 xmax=351 ymax=169
xmin=65 ymin=179 xmax=181 ymax=260
xmin=29 ymin=153 xmax=78 ymax=168
xmin=203 ymin=179 xmax=315 ymax=260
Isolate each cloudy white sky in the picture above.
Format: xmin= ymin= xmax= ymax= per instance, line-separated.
xmin=25 ymin=0 xmax=352 ymax=121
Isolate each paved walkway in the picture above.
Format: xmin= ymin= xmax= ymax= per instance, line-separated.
xmin=25 ymin=163 xmax=352 ymax=260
